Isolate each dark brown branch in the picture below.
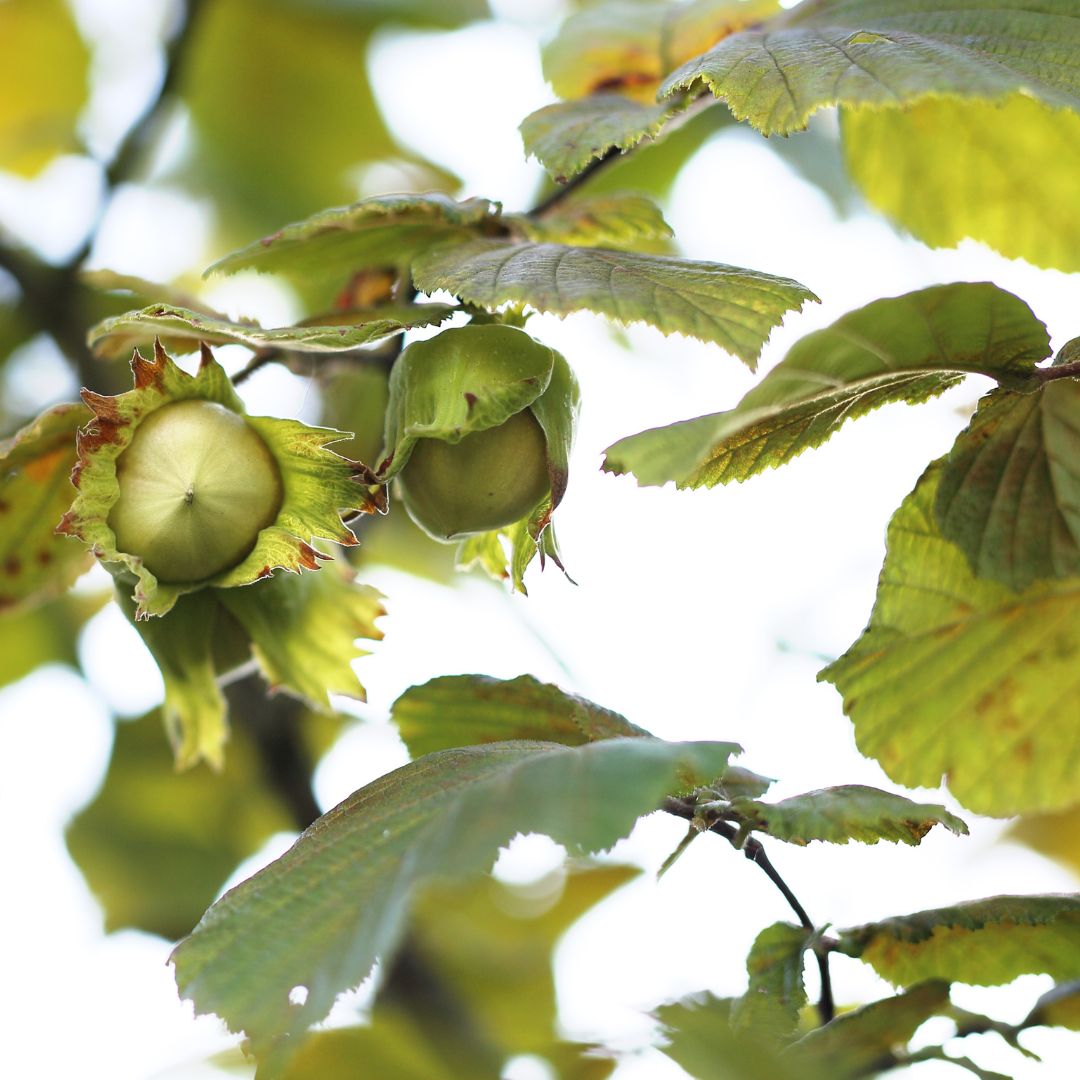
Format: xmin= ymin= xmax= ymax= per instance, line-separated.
xmin=527 ymin=147 xmax=623 ymax=218
xmin=1034 ymin=359 xmax=1080 ymax=384
xmin=663 ymin=796 xmax=835 ymax=1025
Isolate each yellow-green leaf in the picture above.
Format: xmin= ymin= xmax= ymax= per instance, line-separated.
xmin=0 ymin=0 xmax=89 ymax=176
xmin=820 ymin=462 xmax=1080 ymax=817
xmin=604 ymin=282 xmax=1049 ymax=488
xmin=392 ymin=673 xmax=651 ymax=758
xmin=730 ymin=922 xmax=811 ymax=1042
xmin=508 ymin=192 xmax=673 ymax=249
xmin=843 ymin=94 xmax=1080 ymax=273
xmin=0 ymin=403 xmax=92 ymax=611
xmin=837 ymin=895 xmax=1080 ymax=987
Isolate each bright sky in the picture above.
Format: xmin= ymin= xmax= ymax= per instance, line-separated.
xmin=1 ymin=2 xmax=1078 ymax=1078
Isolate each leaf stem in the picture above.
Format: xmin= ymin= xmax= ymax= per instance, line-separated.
xmin=663 ymin=796 xmax=835 ymax=1024
xmin=527 ymin=147 xmax=623 ymax=218
xmin=1034 ymin=359 xmax=1080 ymax=383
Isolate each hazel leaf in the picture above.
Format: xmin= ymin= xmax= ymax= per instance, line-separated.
xmin=662 ymin=0 xmax=1080 ymax=136
xmin=170 ymin=738 xmax=740 ymax=1057
xmin=88 ymin=302 xmax=457 ymax=361
xmin=837 ymin=894 xmax=1080 ymax=987
xmin=730 ymin=786 xmax=969 ymax=847
xmin=219 ymin=553 xmax=384 ymax=711
xmin=412 ymin=240 xmax=816 ymax=368
xmin=820 ymin=461 xmax=1080 ymax=817
xmin=0 ymin=402 xmax=92 ymax=612
xmin=507 ymin=192 xmax=674 ymax=249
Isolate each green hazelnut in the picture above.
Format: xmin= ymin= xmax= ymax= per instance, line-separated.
xmin=108 ymin=399 xmax=283 ymax=583
xmin=397 ymin=408 xmax=550 ymax=541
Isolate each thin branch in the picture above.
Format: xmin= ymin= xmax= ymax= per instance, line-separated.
xmin=527 ymin=147 xmax=622 ymax=218
xmin=662 ymin=797 xmax=835 ymax=1024
xmin=1034 ymin=359 xmax=1080 ymax=384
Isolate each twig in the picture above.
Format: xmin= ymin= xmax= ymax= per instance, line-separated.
xmin=527 ymin=147 xmax=622 ymax=218
xmin=663 ymin=797 xmax=835 ymax=1024
xmin=1034 ymin=359 xmax=1080 ymax=384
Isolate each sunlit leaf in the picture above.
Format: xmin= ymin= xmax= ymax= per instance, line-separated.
xmin=66 ymin=708 xmax=340 ymax=940
xmin=0 ymin=403 xmax=92 ymax=611
xmin=656 ymin=994 xmax=808 ymax=1080
xmin=205 ymin=193 xmax=499 ymax=296
xmin=1026 ymin=979 xmax=1080 ymax=1031
xmin=787 ymin=981 xmax=950 ymax=1075
xmin=88 ymin=302 xmax=456 ymax=361
xmin=730 ymin=922 xmax=811 ymax=1041
xmin=843 ymin=94 xmax=1080 ymax=273
xmin=820 ymin=462 xmax=1080 ymax=817
xmin=219 ymin=553 xmax=384 ymax=711
xmin=392 ymin=673 xmax=651 ymax=758
xmin=170 ymin=738 xmax=739 ymax=1056
xmin=0 ymin=0 xmax=89 ymax=176
xmin=935 ymin=381 xmax=1080 ymax=590
xmin=603 ymin=283 xmax=1050 ymax=488
xmin=1008 ymin=806 xmax=1080 ymax=880
xmin=508 ymin=192 xmax=673 ymax=249
xmin=837 ymin=894 xmax=1080 ymax=987
xmin=412 ymin=240 xmax=816 ymax=367
xmin=520 ymin=95 xmax=682 ymax=182
xmin=544 ymin=0 xmax=779 ymax=100
xmin=731 ymin=786 xmax=968 ymax=846
xmin=662 ymin=0 xmax=1080 ymax=135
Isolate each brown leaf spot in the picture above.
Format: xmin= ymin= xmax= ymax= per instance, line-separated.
xmin=260 ymin=230 xmax=284 ymax=248
xmin=199 ymin=342 xmax=215 ymax=371
xmin=24 ymin=446 xmax=68 ymax=484
xmin=36 ymin=550 xmax=52 ymax=566
xmin=297 ymin=542 xmax=321 ymax=570
xmin=0 ymin=498 xmax=8 ymax=513
xmin=4 ymin=555 xmax=20 ymax=576
xmin=131 ymin=344 xmax=167 ymax=391
xmin=55 ymin=509 xmax=79 ymax=536
xmin=464 ymin=391 xmax=478 ymax=411
xmin=257 ymin=565 xmax=273 ymax=579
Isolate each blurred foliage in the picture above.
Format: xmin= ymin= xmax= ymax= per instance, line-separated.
xmin=67 ymin=703 xmax=344 ymax=941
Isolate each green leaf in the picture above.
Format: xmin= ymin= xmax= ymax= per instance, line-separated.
xmin=0 ymin=0 xmax=89 ymax=176
xmin=820 ymin=462 xmax=1080 ymax=817
xmin=0 ymin=403 xmax=93 ymax=612
xmin=66 ymin=708 xmax=340 ymax=940
xmin=786 ymin=981 xmax=950 ymax=1075
xmin=730 ymin=786 xmax=968 ymax=846
xmin=602 ymin=282 xmax=1050 ymax=488
xmin=205 ymin=193 xmax=499 ymax=296
xmin=843 ymin=94 xmax=1080 ymax=273
xmin=392 ymin=673 xmax=651 ymax=757
xmin=730 ymin=922 xmax=811 ymax=1042
xmin=0 ymin=589 xmax=108 ymax=690
xmin=219 ymin=553 xmax=384 ymax=711
xmin=379 ymin=323 xmax=556 ymax=479
xmin=543 ymin=0 xmax=779 ymax=100
xmin=656 ymin=994 xmax=807 ymax=1080
xmin=508 ymin=192 xmax=674 ymax=249
xmin=1027 ymin=979 xmax=1080 ymax=1031
xmin=837 ymin=894 xmax=1080 ymax=987
xmin=115 ymin=588 xmax=228 ymax=770
xmin=935 ymin=381 xmax=1080 ymax=591
xmin=178 ymin=0 xmax=464 ymax=239
xmin=170 ymin=738 xmax=739 ymax=1055
xmin=519 ymin=95 xmax=683 ymax=182
xmin=412 ymin=240 xmax=817 ymax=368
xmin=662 ymin=0 xmax=1080 ymax=136
xmin=88 ymin=302 xmax=456 ymax=361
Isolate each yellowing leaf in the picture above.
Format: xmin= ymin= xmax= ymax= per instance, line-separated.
xmin=392 ymin=673 xmax=651 ymax=758
xmin=603 ymin=282 xmax=1050 ymax=488
xmin=821 ymin=462 xmax=1080 ymax=817
xmin=0 ymin=403 xmax=92 ymax=611
xmin=0 ymin=0 xmax=89 ymax=176
xmin=171 ymin=738 xmax=739 ymax=1058
xmin=837 ymin=895 xmax=1080 ymax=987
xmin=730 ymin=922 xmax=811 ymax=1041
xmin=1007 ymin=805 xmax=1080 ymax=880
xmin=508 ymin=192 xmax=674 ymax=249
xmin=935 ymin=381 xmax=1080 ymax=591
xmin=544 ymin=0 xmax=779 ymax=100
xmin=220 ymin=554 xmax=384 ymax=711
xmin=662 ymin=0 xmax=1080 ymax=135
xmin=412 ymin=240 xmax=816 ymax=367
xmin=731 ymin=786 xmax=968 ymax=846
xmin=843 ymin=95 xmax=1080 ymax=273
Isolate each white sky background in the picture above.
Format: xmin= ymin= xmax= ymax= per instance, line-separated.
xmin=1 ymin=1 xmax=1079 ymax=1078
